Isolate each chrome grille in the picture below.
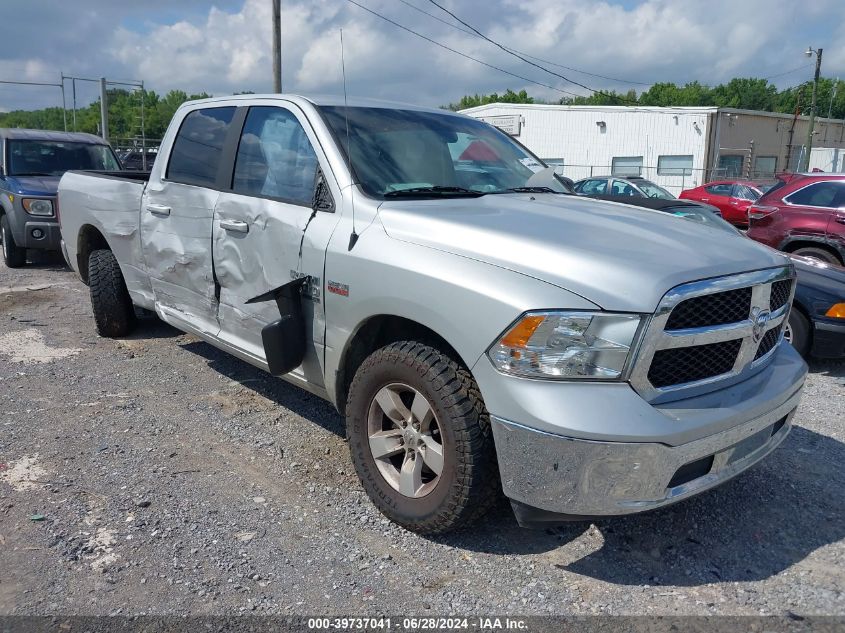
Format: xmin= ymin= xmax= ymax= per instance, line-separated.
xmin=630 ymin=266 xmax=795 ymax=402
xmin=665 ymin=287 xmax=752 ymax=330
xmin=648 ymin=339 xmax=743 ymax=388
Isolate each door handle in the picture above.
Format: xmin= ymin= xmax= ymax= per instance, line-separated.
xmin=146 ymin=204 xmax=171 ymax=217
xmin=220 ymin=219 xmax=249 ymax=234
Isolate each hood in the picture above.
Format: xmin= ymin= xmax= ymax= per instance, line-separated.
xmin=378 ymin=194 xmax=789 ymax=312
xmin=4 ymin=175 xmax=61 ymax=196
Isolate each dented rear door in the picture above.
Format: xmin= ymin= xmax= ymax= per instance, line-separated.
xmin=212 ymin=104 xmax=342 ymax=385
xmin=140 ymin=105 xmax=239 ymax=336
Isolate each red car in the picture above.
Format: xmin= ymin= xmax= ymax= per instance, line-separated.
xmin=746 ymin=174 xmax=845 ymax=266
xmin=679 ymin=180 xmax=768 ymax=227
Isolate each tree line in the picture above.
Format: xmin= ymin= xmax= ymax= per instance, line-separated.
xmin=447 ymin=77 xmax=845 ymax=120
xmin=0 ymin=89 xmax=212 ymax=144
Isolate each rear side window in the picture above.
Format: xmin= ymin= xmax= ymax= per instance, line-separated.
xmin=232 ymin=106 xmax=318 ymax=205
xmin=785 ymin=181 xmax=845 ymax=208
xmin=578 ymin=179 xmax=608 ymax=195
xmin=166 ymin=107 xmax=236 ymax=186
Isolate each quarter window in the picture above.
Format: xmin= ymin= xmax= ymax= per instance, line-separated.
xmin=232 ymin=107 xmax=318 ymax=205
xmin=785 ymin=181 xmax=845 ymax=208
xmin=657 ymin=155 xmax=693 ymax=176
xmin=611 ymin=156 xmax=643 ymax=176
xmin=166 ymin=107 xmax=236 ymax=186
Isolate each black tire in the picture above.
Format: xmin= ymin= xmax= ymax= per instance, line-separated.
xmin=790 ymin=246 xmax=842 ymax=266
xmin=785 ymin=308 xmax=811 ymax=358
xmin=88 ymin=249 xmax=136 ymax=337
xmin=345 ymin=341 xmax=499 ymax=534
xmin=1 ymin=215 xmax=26 ymax=268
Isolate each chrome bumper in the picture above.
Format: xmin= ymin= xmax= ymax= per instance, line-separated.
xmin=491 ymin=344 xmax=805 ymax=517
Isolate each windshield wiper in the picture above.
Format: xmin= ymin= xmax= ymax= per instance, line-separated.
xmin=384 ymin=186 xmax=483 ymax=198
xmin=488 ymin=186 xmax=563 ymax=194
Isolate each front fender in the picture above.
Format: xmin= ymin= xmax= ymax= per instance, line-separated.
xmin=323 ymin=221 xmax=599 ymax=408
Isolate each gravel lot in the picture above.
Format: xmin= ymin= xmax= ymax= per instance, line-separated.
xmin=0 ymin=255 xmax=843 ymax=617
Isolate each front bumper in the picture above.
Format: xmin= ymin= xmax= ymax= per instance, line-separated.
xmin=487 ymin=341 xmax=806 ymax=519
xmin=811 ymin=318 xmax=845 ymax=359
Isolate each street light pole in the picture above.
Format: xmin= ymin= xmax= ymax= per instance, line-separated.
xmin=801 ymin=46 xmax=823 ymax=172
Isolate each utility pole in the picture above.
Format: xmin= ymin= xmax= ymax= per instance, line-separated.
xmin=801 ymin=47 xmax=823 ymax=172
xmin=272 ymin=0 xmax=282 ymax=93
xmin=99 ymin=77 xmax=109 ymax=142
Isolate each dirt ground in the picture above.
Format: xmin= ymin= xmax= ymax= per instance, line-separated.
xmin=0 ymin=254 xmax=843 ymax=616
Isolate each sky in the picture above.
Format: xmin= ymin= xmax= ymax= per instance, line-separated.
xmin=1 ymin=0 xmax=845 ymax=113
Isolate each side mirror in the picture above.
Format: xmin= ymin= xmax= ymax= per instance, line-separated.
xmin=312 ymin=168 xmax=335 ymax=213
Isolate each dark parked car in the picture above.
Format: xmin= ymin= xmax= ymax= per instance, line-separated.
xmin=118 ymin=149 xmax=156 ymax=171
xmin=786 ymin=256 xmax=845 ymax=359
xmin=679 ymin=180 xmax=766 ymax=228
xmin=0 ymin=128 xmax=121 ymax=267
xmin=573 ymin=175 xmax=675 ymax=199
xmin=747 ymin=173 xmax=845 ymax=266
xmin=595 ymin=195 xmax=845 ymax=359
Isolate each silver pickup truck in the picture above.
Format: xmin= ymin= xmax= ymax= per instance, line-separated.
xmin=58 ymin=95 xmax=807 ymax=533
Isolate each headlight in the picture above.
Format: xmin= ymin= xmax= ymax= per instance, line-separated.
xmin=22 ymin=198 xmax=54 ymax=216
xmin=488 ymin=311 xmax=642 ymax=380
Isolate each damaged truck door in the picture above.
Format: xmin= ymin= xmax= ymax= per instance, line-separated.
xmin=140 ymin=106 xmax=237 ymax=335
xmin=212 ymin=105 xmax=339 ymax=385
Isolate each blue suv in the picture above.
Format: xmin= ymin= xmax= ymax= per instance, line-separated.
xmin=0 ymin=129 xmax=120 ymax=267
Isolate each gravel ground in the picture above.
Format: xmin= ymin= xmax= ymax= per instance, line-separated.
xmin=0 ymin=255 xmax=843 ymax=617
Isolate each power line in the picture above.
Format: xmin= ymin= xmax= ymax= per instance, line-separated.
xmin=424 ymin=0 xmax=637 ymax=104
xmin=344 ymin=0 xmax=585 ymax=99
xmin=762 ymin=64 xmax=813 ymax=81
xmin=394 ymin=0 xmax=652 ymax=87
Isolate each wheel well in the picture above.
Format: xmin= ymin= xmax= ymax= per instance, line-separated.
xmin=336 ymin=315 xmax=464 ymax=409
xmin=782 ymin=240 xmax=843 ymax=264
xmin=77 ymin=225 xmax=110 ymax=284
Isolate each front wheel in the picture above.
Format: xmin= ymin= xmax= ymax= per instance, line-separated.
xmin=1 ymin=215 xmax=26 ymax=268
xmin=784 ymin=308 xmax=810 ymax=358
xmin=345 ymin=341 xmax=499 ymax=534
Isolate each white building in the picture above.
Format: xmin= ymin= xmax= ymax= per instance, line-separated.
xmin=459 ymin=103 xmax=845 ymax=194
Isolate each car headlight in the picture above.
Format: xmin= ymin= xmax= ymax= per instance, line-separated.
xmin=488 ymin=311 xmax=643 ymax=379
xmin=22 ymin=198 xmax=54 ymax=216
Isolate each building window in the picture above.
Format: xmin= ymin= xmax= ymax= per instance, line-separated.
xmin=657 ymin=155 xmax=693 ymax=176
xmin=611 ymin=156 xmax=643 ymax=176
xmin=717 ymin=154 xmax=744 ymax=178
xmin=753 ymin=155 xmax=777 ymax=177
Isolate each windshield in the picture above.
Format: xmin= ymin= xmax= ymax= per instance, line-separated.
xmin=8 ymin=140 xmax=120 ymax=176
xmin=319 ymin=106 xmax=551 ymax=198
xmin=637 ymin=180 xmax=676 ymax=199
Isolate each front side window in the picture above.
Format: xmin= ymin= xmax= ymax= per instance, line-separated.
xmin=611 ymin=156 xmax=643 ymax=176
xmin=7 ymin=140 xmax=119 ymax=176
xmin=319 ymin=106 xmax=546 ymax=198
xmin=611 ymin=180 xmax=638 ymax=196
xmin=167 ymin=106 xmax=236 ymax=186
xmin=785 ymin=181 xmax=845 ymax=208
xmin=232 ymin=107 xmax=318 ymax=205
xmin=704 ymin=183 xmax=733 ymax=196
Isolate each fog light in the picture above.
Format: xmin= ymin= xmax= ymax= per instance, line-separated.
xmin=31 ymin=228 xmax=44 ymax=239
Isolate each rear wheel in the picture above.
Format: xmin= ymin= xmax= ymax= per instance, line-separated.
xmin=88 ymin=249 xmax=136 ymax=337
xmin=784 ymin=308 xmax=810 ymax=358
xmin=345 ymin=341 xmax=499 ymax=534
xmin=790 ymin=246 xmax=842 ymax=266
xmin=1 ymin=215 xmax=26 ymax=268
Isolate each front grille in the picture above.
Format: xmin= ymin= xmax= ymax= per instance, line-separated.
xmin=754 ymin=326 xmax=782 ymax=360
xmin=665 ymin=287 xmax=752 ymax=330
xmin=770 ymin=279 xmax=792 ymax=312
xmin=647 ymin=339 xmax=742 ymax=388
